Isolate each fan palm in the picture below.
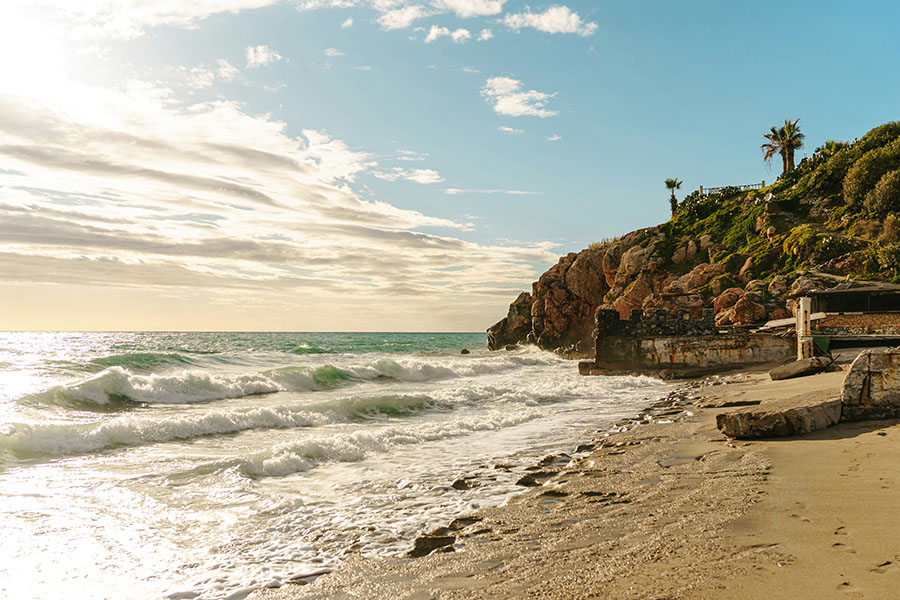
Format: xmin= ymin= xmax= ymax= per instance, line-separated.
xmin=664 ymin=177 xmax=682 ymax=216
xmin=762 ymin=118 xmax=805 ymax=173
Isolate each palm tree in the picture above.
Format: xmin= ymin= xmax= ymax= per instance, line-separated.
xmin=761 ymin=118 xmax=805 ymax=173
xmin=665 ymin=177 xmax=682 ymax=216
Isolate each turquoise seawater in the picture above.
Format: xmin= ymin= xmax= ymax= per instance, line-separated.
xmin=0 ymin=331 xmax=668 ymax=600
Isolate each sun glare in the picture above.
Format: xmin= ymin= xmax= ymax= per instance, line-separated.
xmin=0 ymin=7 xmax=67 ymax=96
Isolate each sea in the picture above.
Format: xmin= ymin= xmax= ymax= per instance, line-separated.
xmin=0 ymin=331 xmax=669 ymax=600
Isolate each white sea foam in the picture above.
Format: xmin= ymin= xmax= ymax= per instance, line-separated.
xmin=27 ymin=350 xmax=565 ymax=407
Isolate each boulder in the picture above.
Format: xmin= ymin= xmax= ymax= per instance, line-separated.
xmin=768 ymin=275 xmax=788 ymax=297
xmin=487 ymin=291 xmax=533 ymax=350
xmin=769 ymin=357 xmax=832 ymax=380
xmin=408 ymin=535 xmax=455 ymax=557
xmin=738 ymin=256 xmax=755 ymax=282
xmin=745 ymin=279 xmax=767 ymax=292
xmin=790 ymin=275 xmax=825 ymax=297
xmin=716 ymin=393 xmax=841 ymax=439
xmin=713 ymin=287 xmax=745 ymax=313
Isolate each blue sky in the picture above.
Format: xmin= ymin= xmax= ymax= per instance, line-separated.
xmin=0 ymin=1 xmax=898 ymax=331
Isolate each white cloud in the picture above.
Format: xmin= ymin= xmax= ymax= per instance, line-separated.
xmin=397 ymin=149 xmax=428 ymax=161
xmin=6 ymin=0 xmax=282 ymax=40
xmin=503 ymin=5 xmax=598 ymax=37
xmin=377 ymin=5 xmax=430 ymax=30
xmin=477 ymin=28 xmax=493 ymax=41
xmin=324 ymin=47 xmax=346 ymax=56
xmin=177 ymin=58 xmax=239 ymax=89
xmin=425 ymin=25 xmax=471 ymax=43
xmin=445 ymin=188 xmax=540 ymax=195
xmin=0 ymin=71 xmax=560 ymax=330
xmin=547 ymin=134 xmax=562 ymax=141
xmin=216 ymin=59 xmax=239 ymax=81
xmin=481 ymin=77 xmax=558 ymax=118
xmin=430 ymin=0 xmax=505 ymax=17
xmin=352 ymin=65 xmax=375 ymax=71
xmin=461 ymin=66 xmax=479 ymax=73
xmin=425 ymin=25 xmax=450 ymax=42
xmin=374 ymin=167 xmax=444 ymax=184
xmin=451 ymin=28 xmax=471 ymax=42
xmin=246 ymin=45 xmax=283 ymax=68
xmin=341 ymin=16 xmax=354 ymax=28
xmin=498 ymin=126 xmax=523 ymax=134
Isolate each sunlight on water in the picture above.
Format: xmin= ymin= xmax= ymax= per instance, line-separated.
xmin=0 ymin=332 xmax=668 ymax=600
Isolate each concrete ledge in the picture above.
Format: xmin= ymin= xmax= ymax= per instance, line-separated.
xmin=768 ymin=357 xmax=832 ymax=381
xmin=716 ymin=392 xmax=841 ymax=439
xmin=841 ymin=347 xmax=900 ymax=421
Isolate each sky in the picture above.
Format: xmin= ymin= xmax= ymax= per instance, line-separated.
xmin=1 ymin=1 xmax=899 ymax=332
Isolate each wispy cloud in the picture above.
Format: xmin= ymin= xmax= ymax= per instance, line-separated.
xmin=324 ymin=47 xmax=346 ymax=56
xmin=445 ymin=188 xmax=540 ymax=195
xmin=396 ymin=149 xmax=429 ymax=161
xmin=477 ymin=28 xmax=494 ymax=41
xmin=481 ymin=77 xmax=558 ymax=118
xmin=0 ymin=72 xmax=558 ymax=327
xmin=7 ymin=0 xmax=283 ymax=40
xmin=504 ymin=5 xmax=598 ymax=37
xmin=246 ymin=44 xmax=283 ymax=67
xmin=547 ymin=134 xmax=562 ymax=141
xmin=374 ymin=167 xmax=445 ymax=184
xmin=431 ymin=0 xmax=506 ymax=17
xmin=341 ymin=16 xmax=354 ymax=28
xmin=498 ymin=126 xmax=524 ymax=134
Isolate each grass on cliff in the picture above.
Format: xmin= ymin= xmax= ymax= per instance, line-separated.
xmin=658 ymin=121 xmax=900 ymax=282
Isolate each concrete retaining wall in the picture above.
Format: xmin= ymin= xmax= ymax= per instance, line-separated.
xmin=841 ymin=348 xmax=900 ymax=420
xmin=581 ymin=333 xmax=794 ymax=377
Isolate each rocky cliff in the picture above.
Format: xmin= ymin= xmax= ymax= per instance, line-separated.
xmin=488 ymin=121 xmax=900 ymax=356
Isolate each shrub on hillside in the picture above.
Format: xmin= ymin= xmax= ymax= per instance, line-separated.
xmin=864 ymin=169 xmax=900 ymax=214
xmin=843 ymin=138 xmax=900 ymax=206
xmin=855 ymin=121 xmax=900 ymax=155
xmin=876 ymin=242 xmax=900 ymax=272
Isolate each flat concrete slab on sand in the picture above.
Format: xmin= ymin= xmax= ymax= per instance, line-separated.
xmin=716 ymin=391 xmax=841 ymax=439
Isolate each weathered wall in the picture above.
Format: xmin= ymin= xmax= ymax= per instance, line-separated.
xmin=814 ymin=312 xmax=900 ymax=336
xmin=636 ymin=335 xmax=794 ymax=370
xmin=841 ymin=348 xmax=900 ymax=420
xmin=583 ymin=307 xmax=794 ymax=376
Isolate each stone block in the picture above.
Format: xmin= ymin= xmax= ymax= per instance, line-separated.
xmin=769 ymin=357 xmax=831 ymax=381
xmin=841 ymin=348 xmax=900 ymax=421
xmin=716 ymin=394 xmax=841 ymax=439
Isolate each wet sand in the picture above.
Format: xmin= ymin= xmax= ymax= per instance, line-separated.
xmin=253 ymin=368 xmax=900 ymax=599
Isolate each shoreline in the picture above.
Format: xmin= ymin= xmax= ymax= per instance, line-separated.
xmin=252 ymin=366 xmax=900 ymax=599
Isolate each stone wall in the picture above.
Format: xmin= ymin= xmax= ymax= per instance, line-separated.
xmin=583 ymin=308 xmax=794 ymax=377
xmin=595 ymin=308 xmax=719 ymax=338
xmin=814 ymin=312 xmax=900 ymax=336
xmin=841 ymin=348 xmax=900 ymax=420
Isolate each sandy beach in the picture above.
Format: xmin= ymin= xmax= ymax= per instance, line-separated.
xmin=252 ymin=367 xmax=900 ymax=599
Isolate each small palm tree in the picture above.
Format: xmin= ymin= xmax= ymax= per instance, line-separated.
xmin=665 ymin=177 xmax=682 ymax=216
xmin=762 ymin=118 xmax=805 ymax=173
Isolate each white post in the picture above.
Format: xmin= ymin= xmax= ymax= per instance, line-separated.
xmin=797 ymin=296 xmax=813 ymax=360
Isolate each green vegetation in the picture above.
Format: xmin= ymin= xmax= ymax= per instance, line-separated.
xmin=664 ymin=177 xmax=682 ymax=216
xmin=655 ymin=121 xmax=900 ymax=284
xmin=762 ymin=118 xmax=805 ymax=173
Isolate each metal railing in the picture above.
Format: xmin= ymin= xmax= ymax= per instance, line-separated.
xmin=698 ymin=180 xmax=765 ymax=196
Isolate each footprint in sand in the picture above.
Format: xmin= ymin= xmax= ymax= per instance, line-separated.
xmin=871 ymin=560 xmax=893 ymax=574
xmin=789 ymin=513 xmax=811 ymax=523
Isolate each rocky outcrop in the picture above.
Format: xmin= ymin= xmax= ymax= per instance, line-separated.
xmin=486 ymin=291 xmax=533 ymax=350
xmin=489 ymin=229 xmax=837 ymax=355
